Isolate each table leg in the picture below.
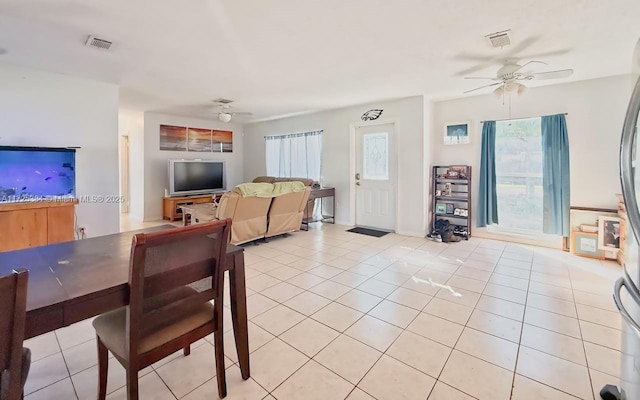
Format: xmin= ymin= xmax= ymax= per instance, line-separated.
xmin=229 ymin=253 xmax=250 ymax=379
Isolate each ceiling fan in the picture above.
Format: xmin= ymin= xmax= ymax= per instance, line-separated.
xmin=212 ymin=100 xmax=253 ymax=122
xmin=464 ymin=61 xmax=574 ymax=96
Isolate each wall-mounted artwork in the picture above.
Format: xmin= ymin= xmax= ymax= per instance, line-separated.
xmin=160 ymin=125 xmax=233 ymax=152
xmin=444 ymin=122 xmax=471 ymax=145
xmin=212 ymin=130 xmax=233 ymax=153
xmin=361 ymin=109 xmax=383 ymax=121
xmin=160 ymin=125 xmax=187 ymax=151
xmin=187 ymin=128 xmax=212 ymax=152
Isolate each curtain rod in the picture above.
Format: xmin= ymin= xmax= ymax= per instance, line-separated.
xmin=480 ymin=113 xmax=568 ymax=124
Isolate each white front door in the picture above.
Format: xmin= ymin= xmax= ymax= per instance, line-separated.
xmin=355 ymin=123 xmax=397 ymax=231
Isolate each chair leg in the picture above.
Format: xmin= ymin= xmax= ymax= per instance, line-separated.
xmin=126 ymin=368 xmax=139 ymax=400
xmin=214 ymin=329 xmax=227 ymax=398
xmin=96 ymin=336 xmax=108 ymax=400
xmin=183 ymin=345 xmax=191 ymax=356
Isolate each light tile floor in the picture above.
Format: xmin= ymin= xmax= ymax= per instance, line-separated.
xmin=25 ymin=220 xmax=623 ymax=399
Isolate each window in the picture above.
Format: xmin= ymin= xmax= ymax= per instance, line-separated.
xmin=265 ymin=130 xmax=322 ymax=182
xmin=493 ymin=118 xmax=543 ymax=233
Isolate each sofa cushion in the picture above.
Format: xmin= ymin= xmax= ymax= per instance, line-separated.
xmin=252 ymin=176 xmax=276 ymax=184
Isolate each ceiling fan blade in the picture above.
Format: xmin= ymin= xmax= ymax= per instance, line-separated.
xmin=464 ymin=76 xmax=499 ymax=80
xmin=513 ymin=60 xmax=547 ymax=74
xmin=453 ymin=53 xmax=495 ymax=62
xmin=531 ymin=69 xmax=574 ymax=80
xmin=464 ymin=81 xmax=503 ymax=94
xmin=233 ymin=112 xmax=253 ymax=116
xmin=505 ymin=36 xmax=540 ymax=57
xmin=454 ymin=63 xmax=496 ymax=77
xmin=519 ymin=48 xmax=573 ymax=59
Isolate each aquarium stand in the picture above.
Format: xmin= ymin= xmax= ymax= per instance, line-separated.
xmin=0 ymin=199 xmax=78 ymax=252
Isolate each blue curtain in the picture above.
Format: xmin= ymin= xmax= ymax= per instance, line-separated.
xmin=541 ymin=114 xmax=570 ymax=236
xmin=478 ymin=121 xmax=498 ymax=227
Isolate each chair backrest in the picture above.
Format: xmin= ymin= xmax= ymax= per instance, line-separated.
xmin=266 ymin=187 xmax=311 ymax=237
xmin=0 ymin=269 xmax=28 ymax=400
xmin=126 ymin=220 xmax=230 ymax=352
xmin=216 ymin=189 xmax=272 ymax=244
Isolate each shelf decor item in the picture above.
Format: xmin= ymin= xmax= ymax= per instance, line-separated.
xmin=454 ymin=208 xmax=461 ymax=216
xmin=446 ymin=203 xmax=454 ymax=214
xmin=435 ymin=203 xmax=446 ymax=214
xmin=459 ymin=209 xmax=468 ymax=217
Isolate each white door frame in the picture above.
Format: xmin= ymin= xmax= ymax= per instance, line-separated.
xmin=119 ymin=135 xmax=130 ymax=214
xmin=349 ymin=119 xmax=400 ymax=229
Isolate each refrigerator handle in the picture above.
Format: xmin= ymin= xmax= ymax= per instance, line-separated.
xmin=619 ymin=75 xmax=640 ymax=244
xmin=614 ymin=276 xmax=640 ymax=338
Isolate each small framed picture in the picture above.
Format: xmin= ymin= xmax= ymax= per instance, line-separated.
xmin=435 ymin=203 xmax=446 ymax=214
xmin=450 ymin=165 xmax=469 ymax=179
xmin=446 ymin=203 xmax=454 ymax=214
xmin=444 ymin=122 xmax=471 ymax=145
xmin=598 ymin=216 xmax=621 ymax=252
xmin=453 ymin=208 xmax=461 ymax=216
xmin=459 ymin=209 xmax=468 ymax=217
xmin=571 ymin=230 xmax=605 ymax=259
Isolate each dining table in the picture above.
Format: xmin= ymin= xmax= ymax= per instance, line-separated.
xmin=0 ymin=224 xmax=250 ymax=379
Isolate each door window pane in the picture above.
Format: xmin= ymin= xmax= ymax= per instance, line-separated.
xmin=363 ymin=132 xmax=389 ymax=180
xmin=495 ymin=118 xmax=543 ymax=232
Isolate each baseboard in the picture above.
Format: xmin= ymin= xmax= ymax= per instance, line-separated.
xmin=395 ymin=230 xmax=426 ymax=238
xmin=473 ymin=228 xmax=562 ymax=249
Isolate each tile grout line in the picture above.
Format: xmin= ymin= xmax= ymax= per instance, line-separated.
xmin=508 ymin=245 xmax=533 ymax=399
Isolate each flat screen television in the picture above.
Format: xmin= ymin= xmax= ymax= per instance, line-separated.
xmin=168 ymin=159 xmax=226 ymax=196
xmin=0 ymin=146 xmax=76 ymax=202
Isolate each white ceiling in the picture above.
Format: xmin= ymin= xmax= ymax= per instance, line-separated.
xmin=0 ymin=0 xmax=639 ymax=121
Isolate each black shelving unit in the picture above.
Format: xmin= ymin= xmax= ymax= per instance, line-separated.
xmin=431 ymin=165 xmax=472 ymax=239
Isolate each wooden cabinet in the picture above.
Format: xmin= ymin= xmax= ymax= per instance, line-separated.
xmin=431 ymin=165 xmax=472 ymax=239
xmin=163 ymin=195 xmax=216 ymax=221
xmin=0 ymin=200 xmax=77 ymax=252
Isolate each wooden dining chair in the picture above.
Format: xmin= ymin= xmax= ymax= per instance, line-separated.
xmin=0 ymin=269 xmax=30 ymax=400
xmin=92 ymin=220 xmax=231 ymax=400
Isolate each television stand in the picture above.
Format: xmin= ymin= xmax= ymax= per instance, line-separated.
xmin=162 ymin=194 xmax=221 ymax=221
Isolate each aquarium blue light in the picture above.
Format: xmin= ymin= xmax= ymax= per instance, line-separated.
xmin=0 ymin=146 xmax=76 ymax=202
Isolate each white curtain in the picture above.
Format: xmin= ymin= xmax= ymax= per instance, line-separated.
xmin=265 ymin=130 xmax=322 ymax=182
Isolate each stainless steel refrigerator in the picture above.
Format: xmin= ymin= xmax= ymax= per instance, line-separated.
xmin=614 ymin=44 xmax=640 ymax=400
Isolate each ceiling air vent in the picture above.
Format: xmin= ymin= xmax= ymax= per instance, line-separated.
xmin=85 ymin=35 xmax=113 ymax=51
xmin=485 ymin=30 xmax=511 ymax=48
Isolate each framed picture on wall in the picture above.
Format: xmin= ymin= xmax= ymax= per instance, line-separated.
xmin=444 ymin=122 xmax=471 ymax=145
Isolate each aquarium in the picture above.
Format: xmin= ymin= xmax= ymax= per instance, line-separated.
xmin=0 ymin=146 xmax=76 ymax=202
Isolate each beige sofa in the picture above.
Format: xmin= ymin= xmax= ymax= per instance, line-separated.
xmin=215 ymin=182 xmax=311 ymax=244
xmin=253 ymin=176 xmax=316 ymax=217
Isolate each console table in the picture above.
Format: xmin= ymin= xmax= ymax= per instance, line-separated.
xmin=302 ymin=187 xmax=335 ymax=230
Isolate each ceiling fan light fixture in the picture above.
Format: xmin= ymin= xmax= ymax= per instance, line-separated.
xmin=517 ymin=83 xmax=528 ymax=95
xmin=218 ymin=112 xmax=232 ymax=122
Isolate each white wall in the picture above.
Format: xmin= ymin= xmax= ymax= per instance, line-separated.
xmin=118 ymin=110 xmax=144 ymax=220
xmin=431 ymin=75 xmax=633 ymax=234
xmin=243 ymin=96 xmax=430 ymax=236
xmin=0 ymin=64 xmax=120 ymax=237
xmin=143 ymin=113 xmax=244 ymax=221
